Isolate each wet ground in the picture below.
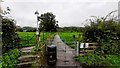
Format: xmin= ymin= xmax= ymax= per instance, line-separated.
xmin=45 ymin=34 xmax=82 ymax=68
xmin=18 ymin=34 xmax=82 ymax=68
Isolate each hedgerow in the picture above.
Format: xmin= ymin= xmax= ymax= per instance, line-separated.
xmin=83 ymin=10 xmax=120 ymax=55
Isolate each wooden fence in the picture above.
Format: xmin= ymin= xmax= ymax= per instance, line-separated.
xmin=79 ymin=43 xmax=98 ymax=56
xmin=37 ymin=44 xmax=46 ymax=67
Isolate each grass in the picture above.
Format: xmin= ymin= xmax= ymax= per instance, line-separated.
xmin=75 ymin=54 xmax=120 ymax=67
xmin=17 ymin=32 xmax=51 ymax=47
xmin=58 ymin=31 xmax=83 ymax=49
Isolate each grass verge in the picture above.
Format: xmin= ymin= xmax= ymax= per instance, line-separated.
xmin=74 ymin=53 xmax=120 ymax=67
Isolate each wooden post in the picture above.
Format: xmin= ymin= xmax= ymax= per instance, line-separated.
xmin=76 ymin=41 xmax=79 ymax=56
xmin=36 ymin=30 xmax=39 ymax=47
xmin=35 ymin=10 xmax=40 ymax=47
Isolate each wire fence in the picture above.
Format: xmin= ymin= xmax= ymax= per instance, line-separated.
xmin=19 ymin=34 xmax=36 ymax=47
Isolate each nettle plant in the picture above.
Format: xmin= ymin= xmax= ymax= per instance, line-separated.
xmin=83 ymin=10 xmax=120 ymax=55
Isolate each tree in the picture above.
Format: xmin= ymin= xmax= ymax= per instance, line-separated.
xmin=2 ymin=7 xmax=19 ymax=52
xmin=16 ymin=25 xmax=23 ymax=32
xmin=2 ymin=19 xmax=17 ymax=52
xmin=39 ymin=12 xmax=59 ymax=32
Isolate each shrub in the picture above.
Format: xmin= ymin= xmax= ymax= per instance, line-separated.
xmin=83 ymin=11 xmax=120 ymax=55
xmin=2 ymin=18 xmax=19 ymax=53
xmin=1 ymin=49 xmax=20 ymax=68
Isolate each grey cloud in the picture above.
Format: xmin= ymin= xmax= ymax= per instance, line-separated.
xmin=1 ymin=1 xmax=118 ymax=27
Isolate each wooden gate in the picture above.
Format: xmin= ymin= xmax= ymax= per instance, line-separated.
xmin=79 ymin=43 xmax=98 ymax=56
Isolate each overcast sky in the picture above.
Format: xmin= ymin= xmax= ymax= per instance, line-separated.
xmin=1 ymin=0 xmax=119 ymax=27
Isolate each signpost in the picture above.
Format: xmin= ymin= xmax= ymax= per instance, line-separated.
xmin=35 ymin=10 xmax=40 ymax=47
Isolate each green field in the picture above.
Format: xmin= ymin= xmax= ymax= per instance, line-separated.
xmin=17 ymin=32 xmax=83 ymax=48
xmin=17 ymin=32 xmax=51 ymax=47
xmin=58 ymin=32 xmax=83 ymax=49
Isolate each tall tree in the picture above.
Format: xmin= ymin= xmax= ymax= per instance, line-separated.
xmin=39 ymin=12 xmax=59 ymax=32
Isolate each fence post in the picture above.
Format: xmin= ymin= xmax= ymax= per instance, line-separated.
xmin=36 ymin=30 xmax=39 ymax=47
xmin=76 ymin=41 xmax=79 ymax=56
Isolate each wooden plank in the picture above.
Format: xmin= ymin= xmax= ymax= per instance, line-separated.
xmin=18 ymin=55 xmax=39 ymax=60
xmin=80 ymin=50 xmax=85 ymax=53
xmin=88 ymin=46 xmax=97 ymax=48
xmin=17 ymin=61 xmax=36 ymax=66
xmin=84 ymin=50 xmax=94 ymax=52
xmin=80 ymin=50 xmax=93 ymax=53
xmin=80 ymin=54 xmax=85 ymax=56
xmin=79 ymin=42 xmax=98 ymax=56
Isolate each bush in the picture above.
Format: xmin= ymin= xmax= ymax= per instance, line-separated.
xmin=78 ymin=11 xmax=120 ymax=66
xmin=83 ymin=11 xmax=120 ymax=55
xmin=1 ymin=49 xmax=20 ymax=68
xmin=2 ymin=18 xmax=19 ymax=53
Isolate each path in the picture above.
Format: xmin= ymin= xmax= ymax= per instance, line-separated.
xmin=52 ymin=34 xmax=81 ymax=67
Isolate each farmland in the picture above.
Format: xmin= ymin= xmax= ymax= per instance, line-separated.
xmin=17 ymin=31 xmax=83 ymax=48
xmin=58 ymin=32 xmax=83 ymax=49
xmin=17 ymin=32 xmax=52 ymax=47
